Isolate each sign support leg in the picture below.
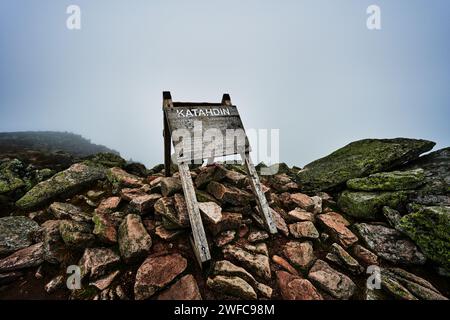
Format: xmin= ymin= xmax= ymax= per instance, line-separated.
xmin=241 ymin=152 xmax=278 ymax=234
xmin=178 ymin=161 xmax=211 ymax=265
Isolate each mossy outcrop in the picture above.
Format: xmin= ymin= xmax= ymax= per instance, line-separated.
xmin=83 ymin=152 xmax=126 ymax=169
xmin=398 ymin=206 xmax=450 ymax=273
xmin=16 ymin=163 xmax=106 ymax=210
xmin=400 ymin=147 xmax=450 ymax=206
xmin=337 ymin=190 xmax=409 ymax=219
xmin=347 ymin=169 xmax=425 ymax=191
xmin=0 ymin=159 xmax=26 ymax=194
xmin=296 ymin=138 xmax=435 ymax=193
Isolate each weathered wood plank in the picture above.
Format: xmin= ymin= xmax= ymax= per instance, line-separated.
xmin=163 ymin=92 xmax=173 ymax=176
xmin=241 ymin=152 xmax=278 ymax=234
xmin=164 ymin=105 xmax=250 ymax=162
xmin=178 ymin=161 xmax=211 ymax=264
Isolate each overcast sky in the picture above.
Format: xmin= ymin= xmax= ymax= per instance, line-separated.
xmin=1 ymin=0 xmax=449 ymax=167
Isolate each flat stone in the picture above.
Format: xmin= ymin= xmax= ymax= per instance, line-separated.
xmin=270 ymin=208 xmax=289 ymax=237
xmin=195 ymin=165 xmax=228 ymax=188
xmin=212 ymin=260 xmax=266 ymax=296
xmin=354 ymin=223 xmax=426 ymax=265
xmin=129 ymin=193 xmax=161 ymax=214
xmin=287 ymin=209 xmax=314 ymax=222
xmin=208 ymin=212 xmax=242 ymax=235
xmin=244 ymin=243 xmax=269 ymax=257
xmin=207 ymin=275 xmax=257 ymax=300
xmin=16 ymin=163 xmax=106 ymax=210
xmin=272 ymin=255 xmax=299 ymax=276
xmin=288 ymin=221 xmax=319 ymax=239
xmin=154 ymin=196 xmax=189 ymax=229
xmin=157 ymin=274 xmax=202 ymax=300
xmin=338 ymin=190 xmax=408 ymax=220
xmin=346 ymin=169 xmax=425 ymax=191
xmin=134 ymin=253 xmax=187 ymax=300
xmin=96 ymin=197 xmax=121 ymax=214
xmin=326 ymin=243 xmax=363 ymax=274
xmin=160 ymin=177 xmax=182 ymax=197
xmin=248 ymin=231 xmax=269 ymax=243
xmin=90 ymin=270 xmax=120 ymax=291
xmin=290 ymin=193 xmax=315 ymax=211
xmin=155 ymin=225 xmax=183 ymax=240
xmin=198 ymin=202 xmax=223 ymax=224
xmin=214 ymin=230 xmax=236 ymax=247
xmin=282 ymin=241 xmax=315 ymax=271
xmin=36 ymin=220 xmax=67 ymax=264
xmin=79 ymin=247 xmax=121 ymax=279
xmin=45 ymin=275 xmax=65 ymax=293
xmin=308 ymin=259 xmax=356 ymax=299
xmin=207 ymin=181 xmax=253 ymax=206
xmin=352 ymin=244 xmax=378 ymax=266
xmin=224 ymin=169 xmax=248 ymax=187
xmin=118 ymin=214 xmax=152 ymax=263
xmin=277 ymin=271 xmax=323 ymax=300
xmin=92 ymin=212 xmax=117 ymax=244
xmin=48 ymin=202 xmax=91 ymax=222
xmin=0 ymin=242 xmax=44 ymax=272
xmin=107 ymin=167 xmax=143 ymax=189
xmin=59 ymin=220 xmax=95 ymax=249
xmin=0 ymin=216 xmax=39 ymax=255
xmin=317 ymin=213 xmax=358 ymax=248
xmin=223 ymin=244 xmax=271 ymax=280
xmin=120 ymin=187 xmax=148 ymax=201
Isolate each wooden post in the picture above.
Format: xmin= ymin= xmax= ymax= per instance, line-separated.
xmin=163 ymin=91 xmax=173 ymax=177
xmin=241 ymin=151 xmax=278 ymax=234
xmin=178 ymin=162 xmax=211 ymax=265
xmin=223 ymin=93 xmax=276 ymax=234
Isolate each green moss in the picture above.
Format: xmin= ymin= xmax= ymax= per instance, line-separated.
xmin=16 ymin=163 xmax=105 ymax=210
xmin=295 ymin=138 xmax=435 ymax=192
xmin=398 ymin=206 xmax=450 ymax=273
xmin=337 ymin=190 xmax=409 ymax=219
xmin=82 ymin=152 xmax=126 ymax=168
xmin=0 ymin=159 xmax=26 ymax=194
xmin=347 ymin=169 xmax=425 ymax=191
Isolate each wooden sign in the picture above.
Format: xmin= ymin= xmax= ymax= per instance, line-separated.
xmin=162 ymin=92 xmax=277 ymax=266
xmin=164 ymin=102 xmax=250 ymax=162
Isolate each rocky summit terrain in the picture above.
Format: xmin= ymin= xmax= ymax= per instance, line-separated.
xmin=0 ymin=137 xmax=449 ymax=300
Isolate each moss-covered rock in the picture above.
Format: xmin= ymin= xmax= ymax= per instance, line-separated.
xmin=0 ymin=159 xmax=26 ymax=194
xmin=347 ymin=169 xmax=425 ymax=191
xmin=295 ymin=138 xmax=435 ymax=193
xmin=337 ymin=190 xmax=408 ymax=219
xmin=398 ymin=206 xmax=450 ymax=273
xmin=59 ymin=220 xmax=95 ymax=249
xmin=82 ymin=152 xmax=126 ymax=168
xmin=400 ymin=147 xmax=450 ymax=206
xmin=0 ymin=216 xmax=40 ymax=255
xmin=16 ymin=163 xmax=106 ymax=210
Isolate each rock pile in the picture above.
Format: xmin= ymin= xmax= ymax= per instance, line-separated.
xmin=0 ymin=138 xmax=449 ymax=300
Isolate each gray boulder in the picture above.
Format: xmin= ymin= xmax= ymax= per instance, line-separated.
xmin=296 ymin=138 xmax=434 ymax=192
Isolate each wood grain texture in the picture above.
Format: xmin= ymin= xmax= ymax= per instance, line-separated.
xmin=164 ymin=105 xmax=250 ymax=162
xmin=178 ymin=161 xmax=211 ymax=263
xmin=242 ymin=152 xmax=278 ymax=234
